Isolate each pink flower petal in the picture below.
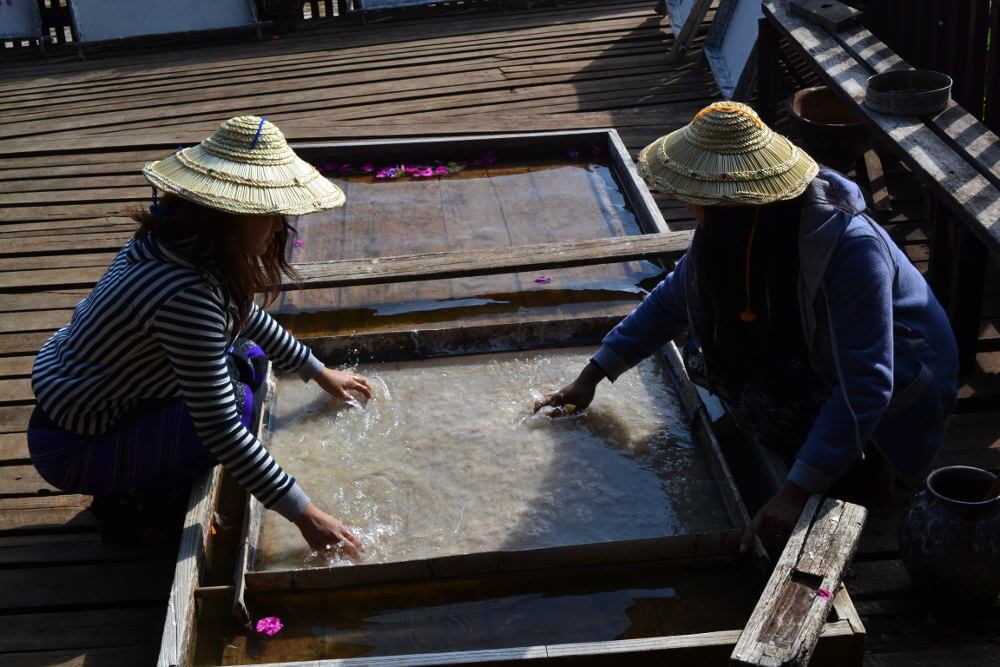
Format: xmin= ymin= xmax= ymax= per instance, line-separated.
xmin=433 ymin=166 xmax=449 ymax=175
xmin=817 ymin=588 xmax=832 ymax=600
xmin=534 ymin=275 xmax=552 ymax=284
xmin=292 ymin=239 xmax=305 ymax=248
xmin=419 ymin=167 xmax=435 ymax=177
xmin=256 ymin=616 xmax=283 ymax=636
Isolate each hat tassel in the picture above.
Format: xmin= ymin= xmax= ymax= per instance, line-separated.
xmin=740 ymin=209 xmax=761 ymax=323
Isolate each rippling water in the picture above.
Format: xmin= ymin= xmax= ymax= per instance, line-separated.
xmin=256 ymin=348 xmax=729 ymax=570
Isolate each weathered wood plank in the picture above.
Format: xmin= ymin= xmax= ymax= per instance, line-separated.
xmin=0 ymin=405 xmax=33 ymax=433
xmin=0 ymin=531 xmax=161 ymax=566
xmin=731 ymin=497 xmax=867 ymax=666
xmin=0 ymin=465 xmax=59 ymax=496
xmin=0 ymin=560 xmax=175 ymax=610
xmin=286 ymin=231 xmax=692 ymax=290
xmin=0 ymin=607 xmax=164 ymax=652
xmin=0 ymin=644 xmax=159 ymax=667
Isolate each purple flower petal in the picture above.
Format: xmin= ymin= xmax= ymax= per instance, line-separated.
xmin=256 ymin=616 xmax=283 ymax=637
xmin=534 ymin=275 xmax=552 ymax=284
xmin=292 ymin=239 xmax=305 ymax=248
xmin=433 ymin=165 xmax=449 ymax=175
xmin=419 ymin=167 xmax=435 ymax=177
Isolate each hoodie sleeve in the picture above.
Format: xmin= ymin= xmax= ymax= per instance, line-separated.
xmin=592 ymin=253 xmax=691 ymax=381
xmin=242 ymin=302 xmax=325 ymax=382
xmin=788 ymin=232 xmax=895 ymax=494
xmin=149 ymin=284 xmax=311 ymax=520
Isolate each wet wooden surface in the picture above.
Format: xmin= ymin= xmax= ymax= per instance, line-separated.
xmin=1 ymin=0 xmax=997 ymax=665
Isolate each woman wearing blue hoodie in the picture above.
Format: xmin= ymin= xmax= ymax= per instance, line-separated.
xmin=535 ymin=103 xmax=959 ymax=550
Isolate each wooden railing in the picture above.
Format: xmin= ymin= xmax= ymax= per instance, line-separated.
xmin=849 ymin=0 xmax=1000 ymax=134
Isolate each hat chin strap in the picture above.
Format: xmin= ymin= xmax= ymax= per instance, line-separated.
xmin=739 ymin=208 xmax=761 ymax=323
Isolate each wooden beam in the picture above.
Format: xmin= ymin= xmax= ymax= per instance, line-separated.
xmin=731 ymin=496 xmax=868 ymax=666
xmin=284 ymin=231 xmax=690 ymax=291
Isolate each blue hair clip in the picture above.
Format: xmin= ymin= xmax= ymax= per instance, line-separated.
xmin=149 ymin=187 xmax=162 ymax=215
xmin=250 ymin=117 xmax=267 ymax=150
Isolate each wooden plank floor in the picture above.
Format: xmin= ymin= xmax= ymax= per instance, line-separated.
xmin=0 ymin=1 xmax=997 ymax=665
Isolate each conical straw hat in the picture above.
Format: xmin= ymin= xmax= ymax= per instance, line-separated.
xmin=637 ymin=102 xmax=818 ymax=206
xmin=143 ymin=116 xmax=345 ymax=216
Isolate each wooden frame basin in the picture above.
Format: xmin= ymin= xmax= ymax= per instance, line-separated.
xmin=156 ymin=131 xmax=866 ymax=667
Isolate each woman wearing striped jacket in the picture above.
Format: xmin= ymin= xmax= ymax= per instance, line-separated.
xmin=28 ymin=117 xmax=366 ymax=557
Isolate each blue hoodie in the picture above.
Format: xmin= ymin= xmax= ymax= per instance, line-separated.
xmin=593 ymin=169 xmax=959 ymax=493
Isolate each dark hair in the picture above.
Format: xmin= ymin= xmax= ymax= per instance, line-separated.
xmin=132 ymin=194 xmax=297 ymax=332
xmin=693 ymin=196 xmax=805 ymax=385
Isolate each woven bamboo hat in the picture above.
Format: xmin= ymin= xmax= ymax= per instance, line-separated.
xmin=143 ymin=116 xmax=345 ymax=216
xmin=637 ymin=102 xmax=818 ymax=206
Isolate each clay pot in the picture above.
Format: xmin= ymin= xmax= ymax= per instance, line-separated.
xmin=785 ymin=86 xmax=869 ymax=172
xmin=898 ymin=466 xmax=1000 ymax=610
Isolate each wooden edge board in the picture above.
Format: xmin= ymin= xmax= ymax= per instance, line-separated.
xmin=157 ymin=465 xmax=223 ymax=667
xmin=232 ymin=363 xmax=273 ymax=629
xmin=283 ymin=231 xmax=691 ymax=291
xmin=762 ymin=1 xmax=1000 ymax=255
xmin=243 ymin=531 xmax=737 ymax=594
xmin=215 ymin=621 xmax=858 ymax=667
xmin=607 ymin=129 xmax=671 ymax=236
xmin=730 ymin=496 xmax=868 ymax=666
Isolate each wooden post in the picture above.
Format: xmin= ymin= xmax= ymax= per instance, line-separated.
xmin=757 ymin=16 xmax=780 ymax=126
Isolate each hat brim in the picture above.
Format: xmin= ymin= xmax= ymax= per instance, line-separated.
xmin=637 ymin=128 xmax=819 ymax=207
xmin=143 ymin=146 xmax=345 ymax=216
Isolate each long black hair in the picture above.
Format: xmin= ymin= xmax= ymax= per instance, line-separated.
xmin=692 ymin=195 xmax=807 ymax=386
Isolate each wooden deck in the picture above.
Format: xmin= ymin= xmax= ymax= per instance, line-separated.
xmin=0 ymin=1 xmax=997 ymax=665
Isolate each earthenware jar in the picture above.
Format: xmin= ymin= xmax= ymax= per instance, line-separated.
xmin=785 ymin=86 xmax=869 ymax=172
xmin=898 ymin=465 xmax=1000 ymax=610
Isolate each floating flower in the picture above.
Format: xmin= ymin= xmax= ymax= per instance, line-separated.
xmin=433 ymin=165 xmax=449 ymax=175
xmin=567 ymin=150 xmax=580 ymax=159
xmin=418 ymin=167 xmax=435 ymax=177
xmin=534 ymin=275 xmax=552 ymax=284
xmin=361 ymin=163 xmax=375 ymax=173
xmin=375 ymin=167 xmax=399 ymax=180
xmin=817 ymin=588 xmax=832 ymax=601
xmin=292 ymin=239 xmax=305 ymax=248
xmin=256 ymin=616 xmax=283 ymax=636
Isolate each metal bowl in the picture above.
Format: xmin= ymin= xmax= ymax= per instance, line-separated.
xmin=863 ymin=69 xmax=952 ymax=116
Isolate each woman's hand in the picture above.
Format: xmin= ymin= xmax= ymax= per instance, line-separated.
xmin=315 ymin=367 xmax=372 ymax=403
xmin=533 ymin=361 xmax=606 ymax=415
xmin=740 ymin=481 xmax=811 ymax=553
xmin=293 ymin=503 xmax=364 ymax=560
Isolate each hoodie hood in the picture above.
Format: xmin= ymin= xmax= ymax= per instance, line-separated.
xmin=798 ymin=168 xmax=869 ymax=299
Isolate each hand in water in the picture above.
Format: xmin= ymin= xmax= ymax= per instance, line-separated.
xmin=294 ymin=503 xmax=365 ymax=561
xmin=533 ymin=361 xmax=606 ymax=416
xmin=315 ymin=367 xmax=372 ymax=404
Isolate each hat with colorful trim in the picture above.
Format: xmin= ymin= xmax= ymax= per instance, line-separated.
xmin=143 ymin=115 xmax=345 ymax=216
xmin=637 ymin=102 xmax=818 ymax=206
